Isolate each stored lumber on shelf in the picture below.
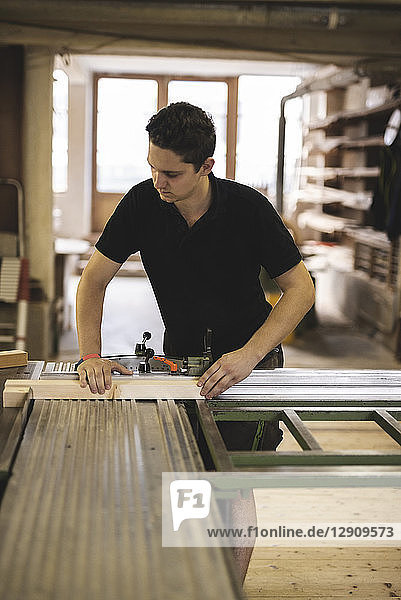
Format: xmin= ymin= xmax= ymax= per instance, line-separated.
xmin=0 ymin=350 xmax=28 ymax=369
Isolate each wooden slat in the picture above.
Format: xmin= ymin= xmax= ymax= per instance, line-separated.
xmin=3 ymin=377 xmax=202 ymax=407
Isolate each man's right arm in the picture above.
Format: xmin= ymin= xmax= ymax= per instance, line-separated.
xmin=76 ymin=249 xmax=132 ymax=394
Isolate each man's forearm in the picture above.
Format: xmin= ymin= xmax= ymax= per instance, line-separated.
xmin=197 ymin=262 xmax=315 ymax=398
xmin=243 ymin=287 xmax=315 ymax=364
xmin=76 ymin=277 xmax=106 ymax=356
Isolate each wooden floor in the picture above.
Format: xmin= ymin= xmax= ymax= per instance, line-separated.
xmin=245 ymin=547 xmax=401 ymax=599
xmin=245 ymin=422 xmax=401 ymax=599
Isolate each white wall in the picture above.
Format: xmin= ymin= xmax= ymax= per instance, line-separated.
xmin=23 ymin=46 xmax=54 ymax=298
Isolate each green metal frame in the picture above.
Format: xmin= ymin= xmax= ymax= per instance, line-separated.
xmin=195 ymin=400 xmax=401 ymax=470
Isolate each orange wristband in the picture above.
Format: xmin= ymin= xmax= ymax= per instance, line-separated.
xmin=75 ymin=353 xmax=101 ymax=370
xmin=82 ymin=353 xmax=101 ymax=361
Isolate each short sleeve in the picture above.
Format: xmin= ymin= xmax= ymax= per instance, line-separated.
xmin=255 ymin=197 xmax=302 ymax=278
xmin=95 ymin=189 xmax=140 ymax=264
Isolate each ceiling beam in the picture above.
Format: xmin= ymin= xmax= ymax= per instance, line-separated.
xmin=0 ymin=1 xmax=401 ymax=68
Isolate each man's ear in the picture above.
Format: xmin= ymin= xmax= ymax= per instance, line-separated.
xmin=200 ymin=157 xmax=215 ymax=176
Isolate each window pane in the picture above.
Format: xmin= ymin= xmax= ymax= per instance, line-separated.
xmin=236 ymin=76 xmax=302 ymax=206
xmin=52 ymin=69 xmax=68 ymax=193
xmin=168 ymin=81 xmax=227 ymax=178
xmin=97 ymin=78 xmax=158 ymax=193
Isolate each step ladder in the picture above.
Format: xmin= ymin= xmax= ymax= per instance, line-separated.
xmin=0 ymin=178 xmax=29 ymax=350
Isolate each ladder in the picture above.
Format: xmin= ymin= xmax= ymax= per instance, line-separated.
xmin=0 ymin=178 xmax=29 ymax=350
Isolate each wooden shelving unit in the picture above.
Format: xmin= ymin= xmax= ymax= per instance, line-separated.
xmin=301 ymin=166 xmax=380 ymax=179
xmin=293 ymin=69 xmax=401 ymax=356
xmin=306 ymin=136 xmax=384 ymax=153
xmin=308 ymin=97 xmax=401 ymax=130
xmin=341 ymin=136 xmax=384 ymax=149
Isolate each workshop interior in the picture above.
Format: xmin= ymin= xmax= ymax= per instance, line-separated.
xmin=1 ymin=1 xmax=401 ymax=599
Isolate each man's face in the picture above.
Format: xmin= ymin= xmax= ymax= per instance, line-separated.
xmin=147 ymin=142 xmax=208 ymax=204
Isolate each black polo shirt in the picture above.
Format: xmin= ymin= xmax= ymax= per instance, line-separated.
xmin=96 ymin=173 xmax=302 ymax=359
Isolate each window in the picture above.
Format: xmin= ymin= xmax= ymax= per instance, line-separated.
xmin=52 ymin=69 xmax=69 ymax=193
xmin=236 ymin=75 xmax=302 ymax=203
xmin=96 ymin=77 xmax=158 ymax=193
xmin=168 ymin=80 xmax=228 ymax=178
xmin=92 ymin=72 xmax=302 ymax=231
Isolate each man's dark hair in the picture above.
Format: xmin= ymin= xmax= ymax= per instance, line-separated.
xmin=146 ymin=102 xmax=216 ymax=171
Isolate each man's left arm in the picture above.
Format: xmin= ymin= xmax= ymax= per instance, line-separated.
xmin=197 ymin=261 xmax=315 ymax=399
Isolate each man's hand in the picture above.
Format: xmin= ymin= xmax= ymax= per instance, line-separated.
xmin=77 ymin=358 xmax=132 ymax=395
xmin=197 ymin=348 xmax=258 ymax=399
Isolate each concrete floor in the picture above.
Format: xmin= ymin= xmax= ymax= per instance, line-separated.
xmin=58 ymin=273 xmax=401 ymax=370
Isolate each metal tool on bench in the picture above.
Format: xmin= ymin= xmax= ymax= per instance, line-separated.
xmin=107 ymin=329 xmax=213 ymax=376
xmin=43 ymin=329 xmax=214 ymax=379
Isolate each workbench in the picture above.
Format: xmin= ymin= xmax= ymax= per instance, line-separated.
xmin=0 ymin=363 xmax=400 ymax=599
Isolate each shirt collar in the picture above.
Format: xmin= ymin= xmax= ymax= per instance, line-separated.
xmin=156 ymin=171 xmax=227 ymax=219
xmin=209 ymin=172 xmax=227 ymax=219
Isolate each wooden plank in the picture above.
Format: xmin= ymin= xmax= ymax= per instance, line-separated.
xmin=3 ymin=382 xmax=115 ymax=407
xmin=3 ymin=377 xmax=202 ymax=407
xmin=0 ymin=350 xmax=28 ymax=369
xmin=3 ymin=385 xmax=32 ymax=408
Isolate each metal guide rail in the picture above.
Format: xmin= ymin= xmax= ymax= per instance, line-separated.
xmin=198 ymin=368 xmax=401 ymax=471
xmin=44 ymin=363 xmax=401 ymax=384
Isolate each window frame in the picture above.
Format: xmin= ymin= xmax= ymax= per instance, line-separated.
xmin=91 ymin=72 xmax=238 ymax=232
xmin=52 ymin=68 xmax=69 ymax=195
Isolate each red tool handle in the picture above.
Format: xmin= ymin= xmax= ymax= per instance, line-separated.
xmin=153 ymin=356 xmax=178 ymax=372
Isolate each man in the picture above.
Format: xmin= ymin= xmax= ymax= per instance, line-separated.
xmin=76 ymin=102 xmax=315 ymax=581
xmin=77 ymin=102 xmax=314 ymax=396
